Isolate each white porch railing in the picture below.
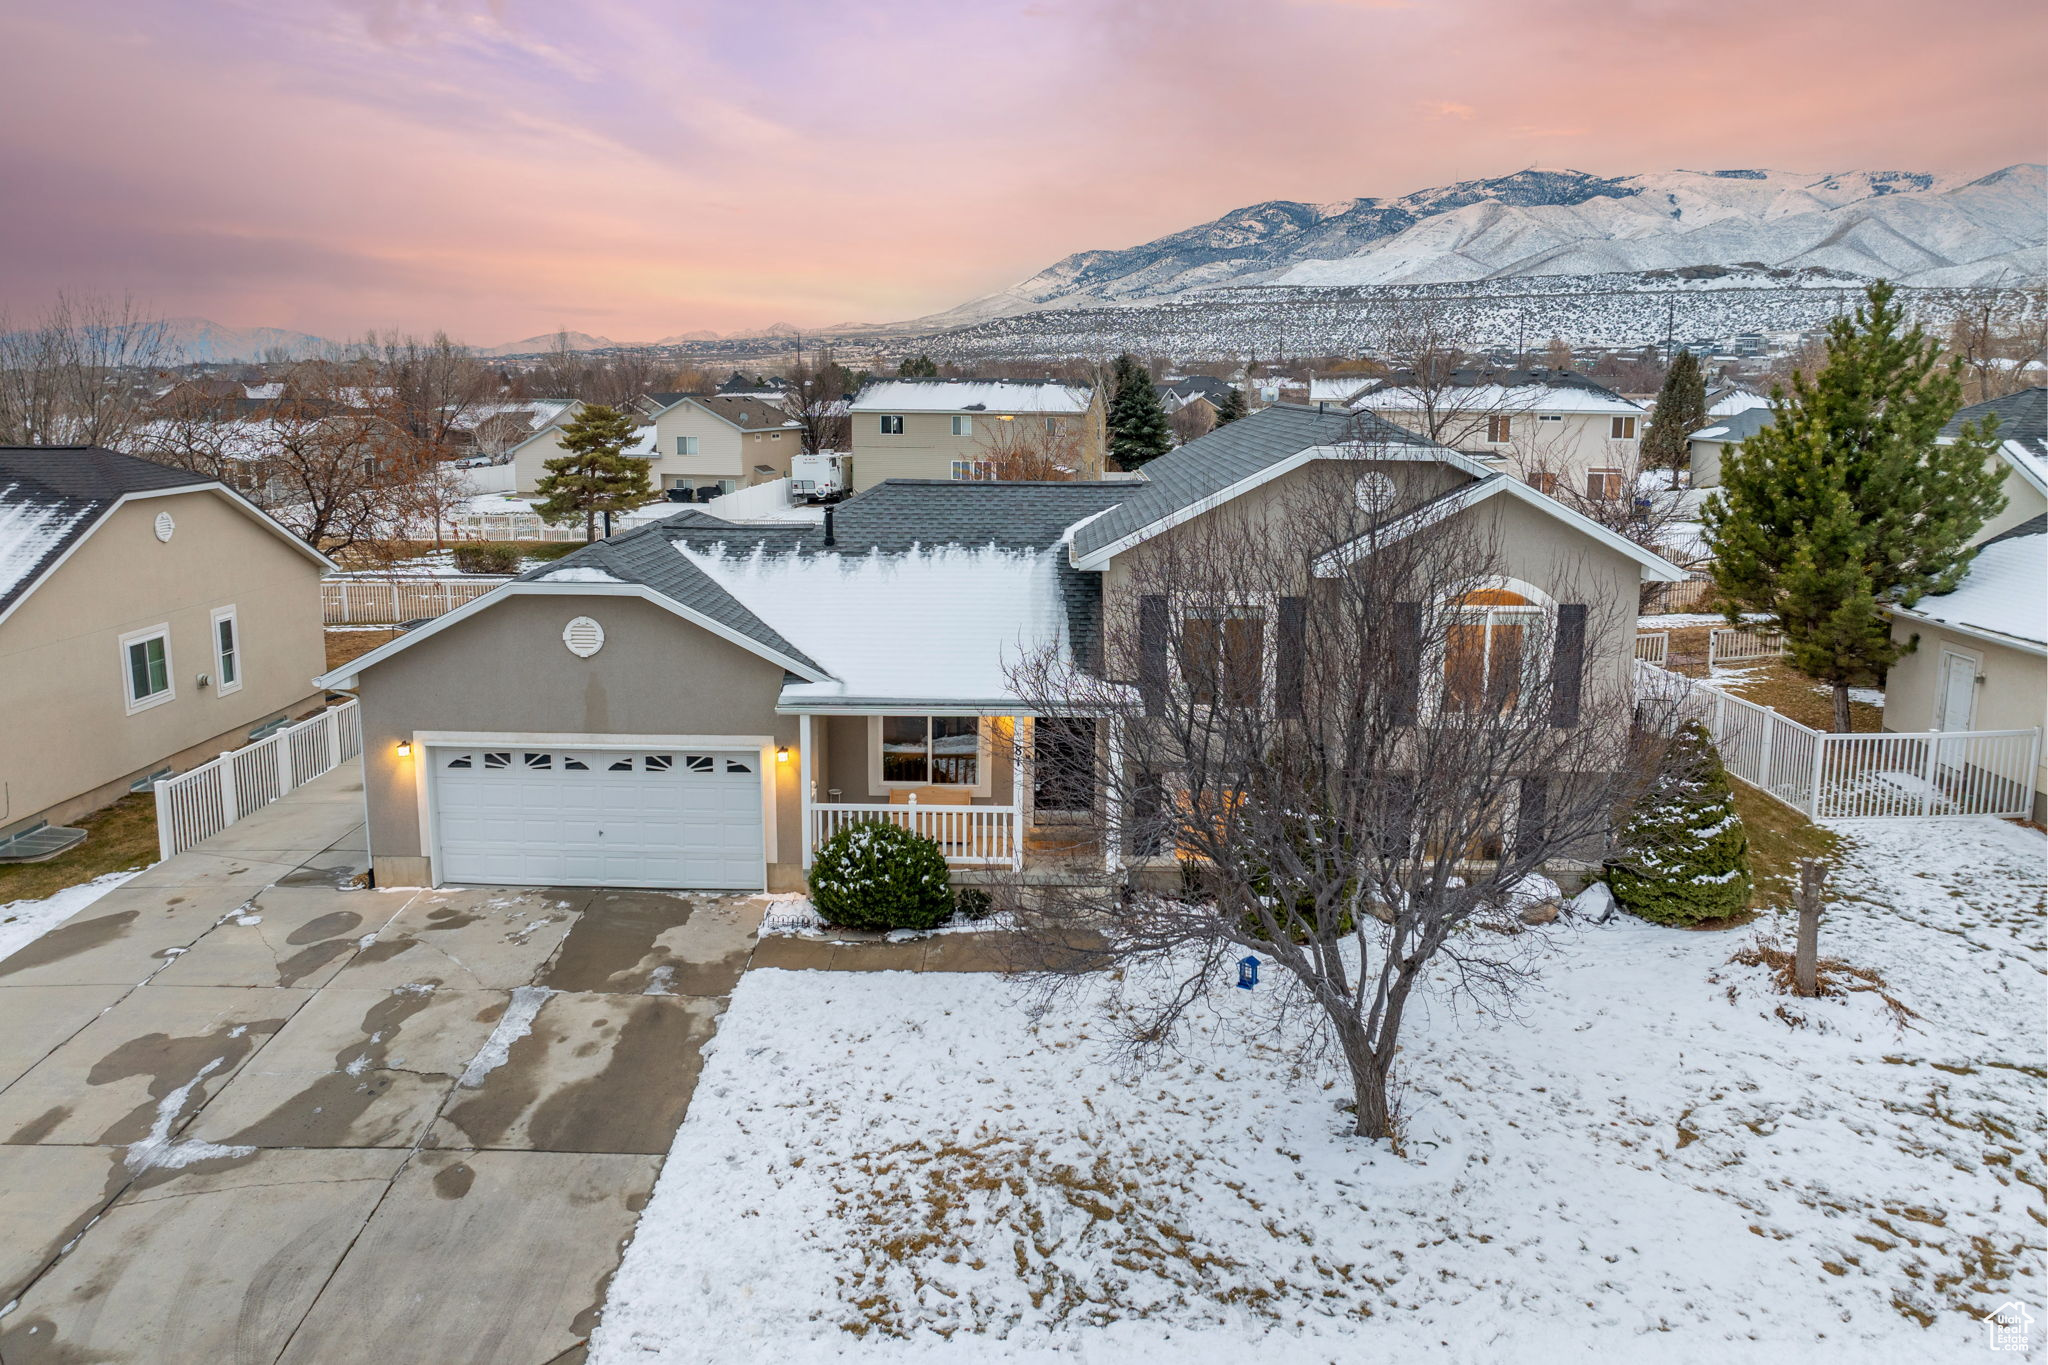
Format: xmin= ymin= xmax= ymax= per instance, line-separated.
xmin=807 ymin=803 xmax=1023 ymax=869
xmin=1708 ymin=626 xmax=1787 ymax=668
xmin=153 ymin=701 xmax=362 ymax=860
xmin=1635 ymin=660 xmax=2040 ymax=820
xmin=1633 ymin=632 xmax=1669 ymax=666
xmin=323 ymin=576 xmax=511 ymax=624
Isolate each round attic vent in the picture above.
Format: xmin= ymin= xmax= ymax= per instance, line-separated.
xmin=563 ymin=616 xmax=605 ymax=658
xmin=154 ymin=511 xmax=176 ymax=542
xmin=1353 ymin=472 xmax=1396 ymax=516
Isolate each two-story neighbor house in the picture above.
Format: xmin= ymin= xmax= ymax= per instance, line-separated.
xmin=509 ymin=407 xmax=663 ymax=495
xmin=640 ymin=395 xmax=805 ymax=498
xmin=847 ymin=380 xmax=1106 ymax=490
xmin=315 ymin=403 xmax=1682 ymax=893
xmin=1351 ymin=368 xmax=1647 ymax=500
xmin=0 ymin=447 xmax=331 ymax=847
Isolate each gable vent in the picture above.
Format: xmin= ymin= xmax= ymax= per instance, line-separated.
xmin=562 ymin=616 xmax=605 ymax=658
xmin=154 ymin=511 xmax=176 ymax=542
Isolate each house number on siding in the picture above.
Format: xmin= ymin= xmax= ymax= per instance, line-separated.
xmin=563 ymin=616 xmax=605 ymax=658
xmin=154 ymin=511 xmax=176 ymax=542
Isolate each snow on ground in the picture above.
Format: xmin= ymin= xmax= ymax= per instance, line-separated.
xmin=593 ymin=816 xmax=2045 ymax=1364
xmin=0 ymin=870 xmax=143 ymax=961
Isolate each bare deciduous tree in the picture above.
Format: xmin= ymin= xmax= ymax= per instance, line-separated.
xmin=1002 ymin=452 xmax=1657 ymax=1139
xmin=978 ymin=415 xmax=1088 ymax=480
xmin=784 ymin=344 xmax=855 ymax=454
xmin=0 ymin=294 xmax=171 ymax=448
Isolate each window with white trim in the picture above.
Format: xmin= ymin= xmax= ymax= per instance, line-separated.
xmin=1443 ymin=590 xmax=1544 ymax=715
xmin=1610 ymin=415 xmax=1638 ymax=439
xmin=950 ymin=459 xmax=995 ymax=482
xmin=1586 ymin=468 xmax=1624 ymax=500
xmin=1486 ymin=415 xmax=1513 ymax=443
xmin=951 ymin=415 xmax=973 ymax=436
xmin=676 ymin=435 xmax=699 ymax=456
xmin=878 ymin=716 xmax=981 ymax=786
xmin=879 ymin=415 xmax=904 ymax=434
xmin=211 ymin=606 xmax=241 ymax=696
xmin=121 ymin=625 xmax=174 ymax=713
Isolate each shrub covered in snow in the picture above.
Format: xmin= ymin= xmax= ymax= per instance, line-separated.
xmin=1607 ymin=722 xmax=1752 ymax=925
xmin=808 ymin=821 xmax=953 ymax=931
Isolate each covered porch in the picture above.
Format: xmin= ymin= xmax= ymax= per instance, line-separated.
xmin=793 ymin=710 xmax=1102 ymax=873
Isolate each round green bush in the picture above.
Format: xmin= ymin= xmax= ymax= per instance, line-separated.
xmin=452 ymin=542 xmax=521 ymax=575
xmin=808 ymin=820 xmax=953 ymax=931
xmin=1607 ymin=722 xmax=1752 ymax=925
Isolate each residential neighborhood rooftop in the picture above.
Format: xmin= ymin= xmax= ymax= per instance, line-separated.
xmin=1351 ymin=367 xmax=1644 ymax=415
xmin=1895 ymin=513 xmax=2047 ymax=651
xmin=849 ymin=378 xmax=1094 ymax=415
xmin=1689 ymin=406 xmax=1779 ymax=443
xmin=0 ymin=447 xmax=212 ymax=615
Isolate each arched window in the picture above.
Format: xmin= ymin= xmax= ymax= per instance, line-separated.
xmin=1445 ymin=589 xmax=1544 ymax=714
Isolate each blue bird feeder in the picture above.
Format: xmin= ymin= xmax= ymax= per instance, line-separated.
xmin=1236 ymin=955 xmax=1260 ymax=990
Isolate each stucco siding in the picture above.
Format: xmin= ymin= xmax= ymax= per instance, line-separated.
xmin=351 ymin=592 xmax=802 ymax=886
xmin=850 ymin=403 xmax=1105 ymax=491
xmin=1979 ymin=459 xmax=2048 ymax=544
xmin=1885 ymin=618 xmax=2047 ymax=817
xmin=0 ymin=489 xmax=326 ymax=829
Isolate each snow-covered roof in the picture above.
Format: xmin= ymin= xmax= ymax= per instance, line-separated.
xmin=1706 ymin=389 xmax=1772 ymax=418
xmin=850 ymin=380 xmax=1093 ymax=416
xmin=1308 ymin=377 xmax=1373 ymax=404
xmin=0 ymin=488 xmax=98 ymax=614
xmin=1893 ymin=519 xmax=2046 ymax=653
xmin=1352 ymin=371 xmax=1642 ymax=417
xmin=680 ymin=543 xmax=1065 ymax=707
xmin=1688 ymin=406 xmax=1777 ymax=444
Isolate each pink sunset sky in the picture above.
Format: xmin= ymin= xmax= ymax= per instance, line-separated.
xmin=0 ymin=0 xmax=2040 ymax=346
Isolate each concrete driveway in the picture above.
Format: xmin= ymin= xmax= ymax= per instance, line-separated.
xmin=0 ymin=760 xmax=770 ymax=1365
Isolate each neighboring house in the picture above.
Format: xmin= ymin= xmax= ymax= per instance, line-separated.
xmin=509 ymin=406 xmax=662 ymax=494
xmin=1686 ymin=406 xmax=1778 ymax=488
xmin=316 ymin=403 xmax=1681 ymax=892
xmin=715 ymin=372 xmax=787 ymax=403
xmin=450 ymin=399 xmax=577 ymax=458
xmin=1705 ymin=384 xmax=1772 ymax=419
xmin=1157 ymin=376 xmax=1238 ymax=413
xmin=0 ymin=447 xmax=331 ymax=844
xmin=1883 ymin=516 xmax=2046 ymax=821
xmin=846 ymin=380 xmax=1105 ymax=490
xmin=1942 ymin=387 xmax=2047 ymax=543
xmin=1350 ymin=368 xmax=1647 ymax=500
xmin=1307 ymin=376 xmax=1375 ymax=408
xmin=643 ymin=395 xmax=805 ymax=497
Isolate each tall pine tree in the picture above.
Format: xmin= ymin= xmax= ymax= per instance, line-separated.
xmin=1214 ymin=383 xmax=1248 ymax=426
xmin=1704 ymin=282 xmax=2006 ymax=730
xmin=533 ymin=403 xmax=660 ymax=542
xmin=1105 ymin=353 xmax=1172 ymax=471
xmin=897 ymin=354 xmax=939 ymax=378
xmin=1641 ymin=349 xmax=1706 ymax=488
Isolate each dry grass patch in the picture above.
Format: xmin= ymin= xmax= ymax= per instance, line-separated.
xmin=1731 ymin=782 xmax=1840 ymax=913
xmin=325 ymin=628 xmax=402 ymax=673
xmin=1725 ymin=936 xmax=1919 ymax=1028
xmin=0 ymin=792 xmax=158 ymax=904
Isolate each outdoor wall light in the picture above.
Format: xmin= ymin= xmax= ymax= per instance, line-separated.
xmin=776 ymin=746 xmax=791 ymax=763
xmin=395 ymin=740 xmax=414 ymax=757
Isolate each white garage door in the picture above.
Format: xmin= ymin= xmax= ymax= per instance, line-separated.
xmin=432 ymin=746 xmax=763 ymax=889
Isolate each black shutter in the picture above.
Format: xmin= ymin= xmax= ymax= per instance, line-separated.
xmin=1389 ymin=602 xmax=1422 ymax=724
xmin=1138 ymin=595 xmax=1169 ymax=716
xmin=1275 ymin=596 xmax=1307 ymax=720
xmin=1513 ymin=776 xmax=1548 ymax=860
xmin=1550 ymin=603 xmax=1587 ymax=728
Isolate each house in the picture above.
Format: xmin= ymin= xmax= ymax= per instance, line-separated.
xmin=315 ymin=403 xmax=1682 ymax=893
xmin=847 ymin=379 xmax=1105 ymax=490
xmin=1687 ymin=406 xmax=1778 ymax=488
xmin=1307 ymin=376 xmax=1375 ymax=408
xmin=1705 ymin=384 xmax=1772 ymax=419
xmin=449 ymin=399 xmax=577 ymax=458
xmin=509 ymin=406 xmax=663 ymax=494
xmin=0 ymin=447 xmax=331 ymax=846
xmin=1157 ymin=376 xmax=1239 ymax=414
xmin=642 ymin=395 xmax=805 ymax=498
xmin=1880 ymin=389 xmax=2048 ymax=820
xmin=1351 ymin=368 xmax=1647 ymax=499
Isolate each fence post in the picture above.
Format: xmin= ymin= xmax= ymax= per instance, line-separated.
xmin=1759 ymin=713 xmax=1775 ymax=793
xmin=1919 ymin=735 xmax=1939 ymax=818
xmin=1807 ymin=736 xmax=1827 ymax=818
xmin=340 ymin=580 xmax=352 ymax=624
xmin=326 ymin=709 xmax=343 ymax=770
xmin=219 ymin=754 xmax=240 ymax=825
xmin=153 ymin=779 xmax=175 ymax=863
xmin=275 ymin=732 xmax=294 ymax=798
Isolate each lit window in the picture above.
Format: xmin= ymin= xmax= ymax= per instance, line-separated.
xmin=880 ymin=716 xmax=980 ymax=786
xmin=1182 ymin=608 xmax=1265 ymax=708
xmin=1611 ymin=416 xmax=1638 ymax=439
xmin=1444 ymin=590 xmax=1543 ymax=715
xmin=879 ymin=415 xmax=904 ymax=434
xmin=1487 ymin=415 xmax=1513 ymax=443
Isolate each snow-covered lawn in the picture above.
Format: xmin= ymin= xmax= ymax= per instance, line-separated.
xmin=594 ymin=817 xmax=2045 ymax=1364
xmin=0 ymin=870 xmax=142 ymax=962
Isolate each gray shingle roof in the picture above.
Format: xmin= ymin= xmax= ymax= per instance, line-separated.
xmin=1068 ymin=402 xmax=1445 ymax=560
xmin=1943 ymin=387 xmax=2045 ymax=443
xmin=0 ymin=447 xmax=212 ymax=617
xmin=1689 ymin=406 xmax=1778 ymax=442
xmin=521 ymin=480 xmax=1142 ymax=677
xmin=693 ymin=395 xmax=799 ymax=430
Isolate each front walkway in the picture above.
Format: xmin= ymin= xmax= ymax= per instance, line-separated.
xmin=0 ymin=760 xmax=782 ymax=1365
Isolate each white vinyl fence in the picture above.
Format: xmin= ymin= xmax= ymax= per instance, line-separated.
xmin=154 ymin=701 xmax=363 ymax=860
xmin=1708 ymin=626 xmax=1788 ymax=668
xmin=807 ymin=802 xmax=1022 ymax=869
xmin=705 ymin=477 xmax=794 ymax=522
xmin=1636 ymin=661 xmax=2040 ymax=820
xmin=1643 ymin=577 xmax=1713 ymax=614
xmin=1633 ymin=632 xmax=1670 ymax=666
xmin=324 ymin=576 xmax=511 ymax=624
xmin=448 ymin=511 xmax=588 ymax=542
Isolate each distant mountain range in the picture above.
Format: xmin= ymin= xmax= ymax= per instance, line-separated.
xmin=153 ymin=317 xmax=333 ymax=364
xmin=930 ymin=165 xmax=2046 ymax=323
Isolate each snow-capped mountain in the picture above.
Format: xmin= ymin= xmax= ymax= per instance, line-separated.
xmin=156 ymin=317 xmax=333 ymax=363
xmin=935 ymin=166 xmax=2044 ymax=321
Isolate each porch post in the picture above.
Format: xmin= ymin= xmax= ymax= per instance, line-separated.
xmin=1010 ymin=715 xmax=1025 ymax=871
xmin=799 ymin=712 xmax=815 ymax=869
